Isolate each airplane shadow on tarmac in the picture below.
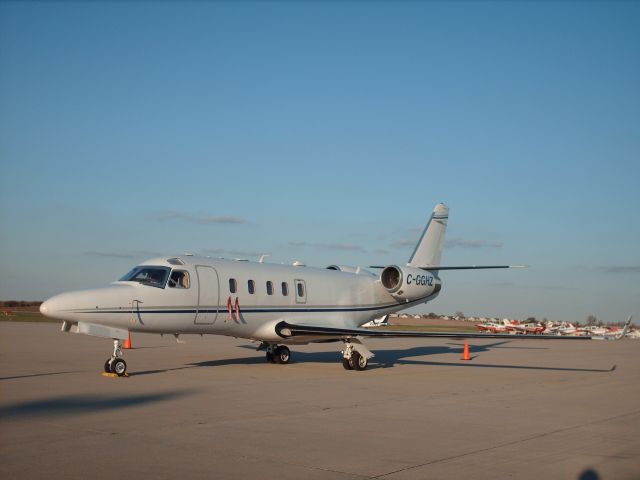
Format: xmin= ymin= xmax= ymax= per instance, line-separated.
xmin=0 ymin=371 xmax=83 ymax=381
xmin=292 ymin=342 xmax=614 ymax=373
xmin=131 ymin=341 xmax=614 ymax=375
xmin=0 ymin=390 xmax=199 ymax=421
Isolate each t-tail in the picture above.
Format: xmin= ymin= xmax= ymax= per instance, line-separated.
xmin=406 ymin=203 xmax=526 ymax=272
xmin=407 ymin=203 xmax=449 ymax=269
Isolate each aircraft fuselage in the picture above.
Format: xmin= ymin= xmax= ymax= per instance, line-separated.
xmin=40 ymin=256 xmax=442 ymax=344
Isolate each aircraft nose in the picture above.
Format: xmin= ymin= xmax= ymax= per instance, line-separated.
xmin=39 ymin=293 xmax=76 ymax=320
xmin=39 ymin=300 xmax=49 ymax=316
xmin=40 ymin=296 xmax=62 ymax=319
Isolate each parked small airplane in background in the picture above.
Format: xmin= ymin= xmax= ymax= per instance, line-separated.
xmin=41 ymin=203 xmax=623 ymax=376
xmin=476 ymin=319 xmax=513 ymax=334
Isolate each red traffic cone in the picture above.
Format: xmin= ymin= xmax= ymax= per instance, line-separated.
xmin=123 ymin=332 xmax=132 ymax=349
xmin=461 ymin=339 xmax=471 ymax=361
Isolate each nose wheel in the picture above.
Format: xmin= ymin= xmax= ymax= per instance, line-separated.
xmin=104 ymin=339 xmax=128 ymax=377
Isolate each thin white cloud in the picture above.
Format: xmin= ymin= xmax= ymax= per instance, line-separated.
xmin=596 ymin=266 xmax=640 ymax=274
xmin=84 ymin=250 xmax=162 ymax=259
xmin=288 ymin=241 xmax=366 ymax=252
xmin=445 ymin=238 xmax=503 ymax=249
xmin=390 ymin=237 xmax=503 ymax=249
xmin=390 ymin=239 xmax=416 ymax=248
xmin=489 ymin=282 xmax=579 ymax=291
xmin=288 ymin=241 xmax=307 ymax=247
xmin=201 ymin=248 xmax=265 ymax=258
xmin=157 ymin=211 xmax=246 ymax=225
xmin=315 ymin=243 xmax=365 ymax=252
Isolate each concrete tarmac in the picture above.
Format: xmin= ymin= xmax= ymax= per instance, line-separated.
xmin=1 ymin=322 xmax=639 ymax=480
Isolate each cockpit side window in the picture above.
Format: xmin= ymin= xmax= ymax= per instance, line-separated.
xmin=168 ymin=270 xmax=190 ymax=289
xmin=119 ymin=266 xmax=170 ymax=288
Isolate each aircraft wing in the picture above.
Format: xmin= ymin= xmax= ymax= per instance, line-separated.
xmin=275 ymin=321 xmax=593 ymax=341
xmin=369 ymin=265 xmax=528 ymax=270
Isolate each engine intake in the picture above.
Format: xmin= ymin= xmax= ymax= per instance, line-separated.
xmin=379 ymin=265 xmax=441 ymax=301
xmin=381 ymin=266 xmax=402 ymax=293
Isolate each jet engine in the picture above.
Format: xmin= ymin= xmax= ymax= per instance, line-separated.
xmin=379 ymin=265 xmax=441 ymax=301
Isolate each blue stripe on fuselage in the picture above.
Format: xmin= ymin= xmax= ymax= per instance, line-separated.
xmin=70 ymin=296 xmax=433 ymax=315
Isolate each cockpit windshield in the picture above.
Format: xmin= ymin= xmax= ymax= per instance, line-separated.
xmin=119 ymin=266 xmax=171 ymax=288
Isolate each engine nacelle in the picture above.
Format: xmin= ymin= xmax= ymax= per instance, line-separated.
xmin=380 ymin=265 xmax=441 ymax=301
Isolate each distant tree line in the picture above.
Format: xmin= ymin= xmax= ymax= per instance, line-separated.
xmin=0 ymin=301 xmax=42 ymax=307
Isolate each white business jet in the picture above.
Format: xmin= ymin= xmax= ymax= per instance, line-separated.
xmin=40 ymin=204 xmax=604 ymax=376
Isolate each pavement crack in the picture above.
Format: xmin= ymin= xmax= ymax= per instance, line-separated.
xmin=373 ymin=409 xmax=640 ymax=478
xmin=234 ymin=453 xmax=374 ymax=479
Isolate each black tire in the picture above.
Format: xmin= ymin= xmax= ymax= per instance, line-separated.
xmin=275 ymin=346 xmax=290 ymax=364
xmin=266 ymin=352 xmax=276 ymax=363
xmin=348 ymin=351 xmax=360 ymax=370
xmin=112 ymin=358 xmax=127 ymax=377
xmin=353 ymin=353 xmax=368 ymax=371
xmin=342 ymin=357 xmax=353 ymax=370
xmin=104 ymin=359 xmax=112 ymax=373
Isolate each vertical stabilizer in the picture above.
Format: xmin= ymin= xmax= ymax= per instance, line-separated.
xmin=407 ymin=203 xmax=449 ymax=267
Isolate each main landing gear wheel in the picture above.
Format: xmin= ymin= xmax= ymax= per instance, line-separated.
xmin=274 ymin=345 xmax=291 ymax=364
xmin=104 ymin=359 xmax=112 ymax=373
xmin=112 ymin=358 xmax=127 ymax=376
xmin=341 ymin=339 xmax=372 ymax=371
xmin=352 ymin=352 xmax=368 ymax=371
xmin=266 ymin=352 xmax=276 ymax=363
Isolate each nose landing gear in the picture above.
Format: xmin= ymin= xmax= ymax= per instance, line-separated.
xmin=104 ymin=339 xmax=128 ymax=377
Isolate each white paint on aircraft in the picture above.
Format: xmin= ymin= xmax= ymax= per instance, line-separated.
xmin=40 ymin=203 xmax=608 ymax=376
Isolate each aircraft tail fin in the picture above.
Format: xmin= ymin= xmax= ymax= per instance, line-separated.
xmin=620 ymin=315 xmax=633 ymax=338
xmin=407 ymin=203 xmax=449 ymax=268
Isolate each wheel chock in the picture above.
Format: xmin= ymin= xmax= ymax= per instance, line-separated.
xmin=101 ymin=372 xmax=129 ymax=378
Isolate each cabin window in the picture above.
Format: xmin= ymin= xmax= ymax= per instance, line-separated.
xmin=266 ymin=281 xmax=273 ymax=295
xmin=248 ymin=279 xmax=255 ymax=294
xmin=229 ymin=278 xmax=237 ymax=293
xmin=297 ymin=282 xmax=305 ymax=297
xmin=168 ymin=270 xmax=190 ymax=289
xmin=281 ymin=282 xmax=289 ymax=296
xmin=119 ymin=266 xmax=170 ymax=288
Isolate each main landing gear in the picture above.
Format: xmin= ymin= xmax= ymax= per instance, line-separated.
xmin=104 ymin=339 xmax=128 ymax=376
xmin=257 ymin=339 xmax=373 ymax=371
xmin=341 ymin=339 xmax=373 ymax=371
xmin=262 ymin=344 xmax=291 ymax=364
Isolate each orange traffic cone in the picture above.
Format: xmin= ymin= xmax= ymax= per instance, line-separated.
xmin=461 ymin=339 xmax=471 ymax=361
xmin=123 ymin=332 xmax=132 ymax=349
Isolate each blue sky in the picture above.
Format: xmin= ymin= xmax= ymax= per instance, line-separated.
xmin=1 ymin=1 xmax=638 ymax=323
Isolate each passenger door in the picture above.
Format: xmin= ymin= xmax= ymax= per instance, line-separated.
xmin=195 ymin=266 xmax=219 ymax=324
